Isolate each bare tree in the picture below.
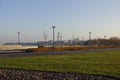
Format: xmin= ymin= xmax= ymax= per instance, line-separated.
xmin=43 ymin=31 xmax=48 ymax=45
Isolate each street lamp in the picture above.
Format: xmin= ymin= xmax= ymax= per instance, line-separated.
xmin=18 ymin=32 xmax=20 ymax=45
xmin=57 ymin=32 xmax=60 ymax=47
xmin=52 ymin=26 xmax=56 ymax=48
xmin=89 ymin=32 xmax=91 ymax=47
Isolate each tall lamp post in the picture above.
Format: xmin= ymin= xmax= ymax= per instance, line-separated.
xmin=52 ymin=26 xmax=56 ymax=48
xmin=57 ymin=32 xmax=60 ymax=47
xmin=89 ymin=32 xmax=91 ymax=47
xmin=18 ymin=32 xmax=20 ymax=45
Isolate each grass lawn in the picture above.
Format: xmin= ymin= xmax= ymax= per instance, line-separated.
xmin=0 ymin=50 xmax=120 ymax=79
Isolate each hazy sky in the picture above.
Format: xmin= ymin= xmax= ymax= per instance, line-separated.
xmin=0 ymin=0 xmax=120 ymax=43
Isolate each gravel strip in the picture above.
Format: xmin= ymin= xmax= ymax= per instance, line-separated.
xmin=0 ymin=69 xmax=117 ymax=80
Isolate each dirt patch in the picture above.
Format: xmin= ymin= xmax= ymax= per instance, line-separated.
xmin=0 ymin=69 xmax=117 ymax=80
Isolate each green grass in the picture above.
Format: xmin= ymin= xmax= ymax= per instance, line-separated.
xmin=0 ymin=50 xmax=120 ymax=79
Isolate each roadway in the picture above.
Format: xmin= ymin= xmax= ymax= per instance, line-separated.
xmin=0 ymin=48 xmax=120 ymax=58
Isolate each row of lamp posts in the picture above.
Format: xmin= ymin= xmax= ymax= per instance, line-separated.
xmin=17 ymin=26 xmax=56 ymax=48
xmin=17 ymin=27 xmax=107 ymax=48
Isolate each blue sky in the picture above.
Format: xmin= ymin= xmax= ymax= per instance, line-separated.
xmin=0 ymin=0 xmax=120 ymax=43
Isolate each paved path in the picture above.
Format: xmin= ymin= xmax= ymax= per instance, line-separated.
xmin=0 ymin=48 xmax=120 ymax=58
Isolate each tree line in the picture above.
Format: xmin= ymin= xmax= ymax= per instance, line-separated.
xmin=84 ymin=37 xmax=120 ymax=47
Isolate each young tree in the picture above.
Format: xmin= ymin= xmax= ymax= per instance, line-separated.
xmin=43 ymin=31 xmax=48 ymax=45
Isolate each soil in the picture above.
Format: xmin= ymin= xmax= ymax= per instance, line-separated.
xmin=0 ymin=69 xmax=117 ymax=80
